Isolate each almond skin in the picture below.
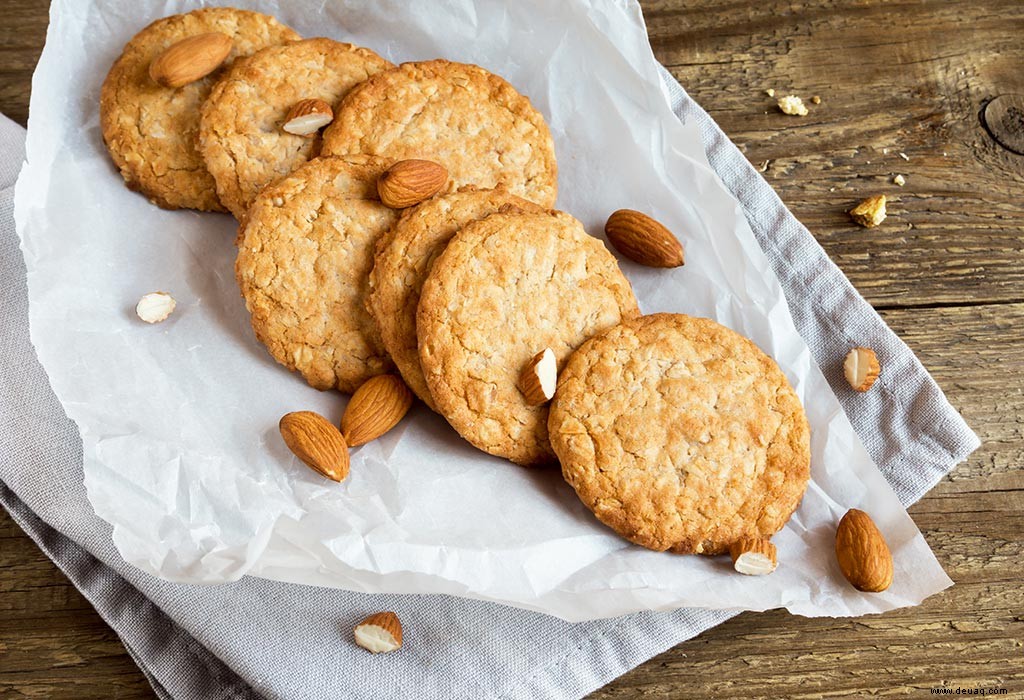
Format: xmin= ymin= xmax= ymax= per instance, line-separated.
xmin=279 ymin=411 xmax=350 ymax=482
xmin=377 ymin=160 xmax=448 ymax=208
xmin=282 ymin=98 xmax=334 ymax=137
xmin=835 ymin=509 xmax=894 ymax=592
xmin=341 ymin=375 xmax=414 ymax=447
xmin=604 ymin=209 xmax=684 ymax=268
xmin=729 ymin=537 xmax=778 ymax=575
xmin=149 ymin=33 xmax=233 ymax=89
xmin=354 ymin=611 xmax=403 ymax=653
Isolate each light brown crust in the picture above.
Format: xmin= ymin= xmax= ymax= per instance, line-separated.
xmin=321 ymin=59 xmax=558 ymax=208
xmin=368 ymin=188 xmax=545 ymax=410
xmin=417 ymin=211 xmax=638 ymax=466
xmin=236 ymin=155 xmax=397 ymax=393
xmin=199 ymin=38 xmax=393 ymax=219
xmin=100 ymin=8 xmax=299 ymax=211
xmin=549 ymin=313 xmax=811 ymax=555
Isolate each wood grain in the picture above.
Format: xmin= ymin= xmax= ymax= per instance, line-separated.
xmin=1 ymin=0 xmax=1022 ymax=698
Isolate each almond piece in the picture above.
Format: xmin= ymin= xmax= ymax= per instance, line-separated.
xmin=136 ymin=292 xmax=176 ymax=323
xmin=849 ymin=194 xmax=887 ymax=228
xmin=340 ymin=375 xmax=414 ymax=447
xmin=279 ymin=411 xmax=349 ymax=482
xmin=729 ymin=538 xmax=778 ymax=575
xmin=354 ymin=611 xmax=403 ymax=653
xmin=148 ymin=33 xmax=232 ymax=89
xmin=835 ymin=509 xmax=894 ymax=592
xmin=282 ymin=98 xmax=334 ymax=137
xmin=377 ymin=160 xmax=448 ymax=208
xmin=518 ymin=348 xmax=557 ymax=406
xmin=844 ymin=347 xmax=880 ymax=392
xmin=604 ymin=209 xmax=684 ymax=268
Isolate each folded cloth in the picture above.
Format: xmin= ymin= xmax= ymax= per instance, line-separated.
xmin=0 ymin=61 xmax=979 ymax=700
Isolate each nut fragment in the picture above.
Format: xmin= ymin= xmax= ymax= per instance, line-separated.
xmin=893 ymin=174 xmax=906 ymax=187
xmin=729 ymin=538 xmax=778 ymax=575
xmin=765 ymin=88 xmax=776 ymax=97
xmin=148 ymin=32 xmax=232 ymax=88
xmin=377 ymin=159 xmax=448 ymax=208
xmin=844 ymin=347 xmax=880 ymax=392
xmin=279 ymin=411 xmax=350 ymax=482
xmin=518 ymin=348 xmax=557 ymax=406
xmin=354 ymin=612 xmax=403 ymax=653
xmin=136 ymin=292 xmax=176 ymax=323
xmin=777 ymin=95 xmax=809 ymax=116
xmin=849 ymin=194 xmax=887 ymax=228
xmin=604 ymin=209 xmax=685 ymax=268
xmin=340 ymin=375 xmax=414 ymax=447
xmin=811 ymin=95 xmax=822 ymax=105
xmin=282 ymin=98 xmax=334 ymax=137
xmin=835 ymin=509 xmax=894 ymax=592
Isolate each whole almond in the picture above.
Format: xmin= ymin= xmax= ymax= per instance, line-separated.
xmin=604 ymin=209 xmax=684 ymax=268
xmin=377 ymin=160 xmax=448 ymax=208
xmin=844 ymin=347 xmax=880 ymax=392
xmin=341 ymin=375 xmax=414 ymax=447
xmin=354 ymin=611 xmax=403 ymax=653
xmin=149 ymin=33 xmax=233 ymax=89
xmin=835 ymin=509 xmax=894 ymax=592
xmin=282 ymin=98 xmax=334 ymax=137
xmin=729 ymin=537 xmax=778 ymax=575
xmin=518 ymin=348 xmax=557 ymax=406
xmin=279 ymin=411 xmax=350 ymax=482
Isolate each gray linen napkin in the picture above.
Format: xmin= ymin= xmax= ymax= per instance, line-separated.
xmin=0 ymin=62 xmax=979 ymax=700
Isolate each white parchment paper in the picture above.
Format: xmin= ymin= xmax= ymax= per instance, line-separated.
xmin=15 ymin=0 xmax=952 ymax=622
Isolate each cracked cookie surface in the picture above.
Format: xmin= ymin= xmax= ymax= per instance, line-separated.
xmin=236 ymin=155 xmax=397 ymax=392
xmin=549 ymin=313 xmax=811 ymax=554
xmin=321 ymin=59 xmax=558 ymax=208
xmin=368 ymin=187 xmax=543 ymax=410
xmin=199 ymin=38 xmax=393 ymax=219
xmin=417 ymin=210 xmax=638 ymax=466
xmin=100 ymin=8 xmax=299 ymax=211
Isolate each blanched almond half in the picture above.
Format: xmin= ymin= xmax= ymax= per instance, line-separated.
xmin=354 ymin=611 xmax=403 ymax=653
xmin=136 ymin=292 xmax=176 ymax=323
xmin=729 ymin=538 xmax=778 ymax=575
xmin=844 ymin=347 xmax=880 ymax=392
xmin=518 ymin=348 xmax=557 ymax=406
xmin=282 ymin=98 xmax=334 ymax=137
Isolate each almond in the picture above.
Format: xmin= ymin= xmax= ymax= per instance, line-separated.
xmin=844 ymin=347 xmax=880 ymax=392
xmin=604 ymin=209 xmax=684 ymax=268
xmin=149 ymin=33 xmax=232 ymax=89
xmin=136 ymin=292 xmax=176 ymax=323
xmin=518 ymin=348 xmax=556 ymax=406
xmin=282 ymin=98 xmax=334 ymax=137
xmin=279 ymin=411 xmax=349 ymax=482
xmin=728 ymin=537 xmax=778 ymax=575
xmin=340 ymin=375 xmax=414 ymax=447
xmin=354 ymin=611 xmax=403 ymax=653
xmin=377 ymin=159 xmax=447 ymax=208
xmin=835 ymin=508 xmax=894 ymax=592
xmin=849 ymin=194 xmax=887 ymax=228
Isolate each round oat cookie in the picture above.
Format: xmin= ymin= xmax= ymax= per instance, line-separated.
xmin=100 ymin=8 xmax=299 ymax=211
xmin=200 ymin=38 xmax=393 ymax=219
xmin=368 ymin=187 xmax=545 ymax=410
xmin=417 ymin=210 xmax=638 ymax=466
xmin=236 ymin=155 xmax=398 ymax=393
xmin=549 ymin=313 xmax=811 ymax=555
xmin=321 ymin=60 xmax=558 ymax=208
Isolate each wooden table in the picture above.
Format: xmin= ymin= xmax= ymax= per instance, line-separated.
xmin=2 ymin=1 xmax=1022 ymax=697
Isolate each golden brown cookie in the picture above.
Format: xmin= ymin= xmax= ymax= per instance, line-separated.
xmin=368 ymin=188 xmax=544 ymax=410
xmin=321 ymin=60 xmax=558 ymax=208
xmin=417 ymin=210 xmax=638 ymax=466
xmin=100 ymin=8 xmax=299 ymax=211
xmin=199 ymin=38 xmax=393 ymax=219
xmin=236 ymin=156 xmax=397 ymax=393
xmin=549 ymin=313 xmax=811 ymax=555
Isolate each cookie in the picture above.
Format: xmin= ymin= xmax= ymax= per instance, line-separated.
xmin=236 ymin=155 xmax=397 ymax=393
xmin=321 ymin=59 xmax=558 ymax=208
xmin=368 ymin=188 xmax=544 ymax=409
xmin=100 ymin=8 xmax=299 ymax=211
xmin=200 ymin=38 xmax=393 ymax=219
xmin=417 ymin=210 xmax=638 ymax=466
xmin=549 ymin=313 xmax=811 ymax=555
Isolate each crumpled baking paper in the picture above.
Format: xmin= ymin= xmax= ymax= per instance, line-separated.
xmin=14 ymin=0 xmax=952 ymax=622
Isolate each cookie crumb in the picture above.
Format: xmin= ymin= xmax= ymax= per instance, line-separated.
xmin=811 ymin=95 xmax=821 ymax=105
xmin=765 ymin=88 xmax=776 ymax=97
xmin=898 ymin=152 xmax=910 ymax=161
xmin=777 ymin=95 xmax=809 ymax=116
xmin=849 ymin=195 xmax=887 ymax=228
xmin=758 ymin=159 xmax=771 ymax=172
xmin=893 ymin=174 xmax=906 ymax=186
